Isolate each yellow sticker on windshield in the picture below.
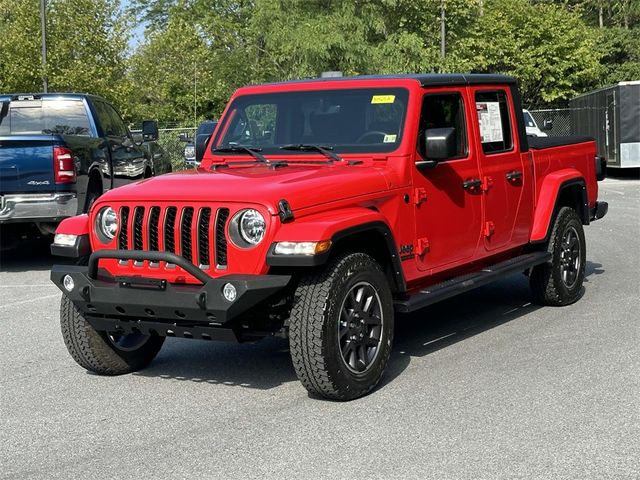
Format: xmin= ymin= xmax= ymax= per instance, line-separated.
xmin=383 ymin=134 xmax=397 ymax=143
xmin=371 ymin=95 xmax=395 ymax=104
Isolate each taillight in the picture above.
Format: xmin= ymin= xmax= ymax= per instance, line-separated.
xmin=53 ymin=146 xmax=76 ymax=184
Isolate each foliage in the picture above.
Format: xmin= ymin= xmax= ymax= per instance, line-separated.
xmin=0 ymin=0 xmax=130 ymax=111
xmin=1 ymin=0 xmax=638 ymax=124
xmin=453 ymin=0 xmax=604 ymax=105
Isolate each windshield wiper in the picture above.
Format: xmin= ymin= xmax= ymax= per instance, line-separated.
xmin=212 ymin=145 xmax=268 ymax=163
xmin=279 ymin=144 xmax=343 ymax=163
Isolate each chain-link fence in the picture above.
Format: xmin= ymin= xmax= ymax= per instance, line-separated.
xmin=528 ymin=108 xmax=572 ymax=137
xmin=158 ymin=127 xmax=197 ymax=171
xmin=528 ymin=107 xmax=606 ymax=138
xmin=131 ymin=126 xmax=197 ymax=171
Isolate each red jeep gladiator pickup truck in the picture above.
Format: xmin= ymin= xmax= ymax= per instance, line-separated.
xmin=50 ymin=74 xmax=608 ymax=400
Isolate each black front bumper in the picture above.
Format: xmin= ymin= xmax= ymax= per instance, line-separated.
xmin=51 ymin=250 xmax=291 ymax=342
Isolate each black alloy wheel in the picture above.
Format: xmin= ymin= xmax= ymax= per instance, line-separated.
xmin=559 ymin=225 xmax=581 ymax=289
xmin=338 ymin=281 xmax=384 ymax=374
xmin=530 ymin=206 xmax=586 ymax=306
xmin=107 ymin=332 xmax=151 ymax=352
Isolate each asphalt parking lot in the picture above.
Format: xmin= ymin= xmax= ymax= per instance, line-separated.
xmin=1 ymin=177 xmax=638 ymax=480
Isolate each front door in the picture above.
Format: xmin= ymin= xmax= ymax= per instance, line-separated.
xmin=94 ymin=100 xmax=147 ymax=189
xmin=471 ymin=88 xmax=527 ymax=252
xmin=412 ymin=89 xmax=483 ymax=273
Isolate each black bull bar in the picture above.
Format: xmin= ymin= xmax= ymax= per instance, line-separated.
xmin=50 ymin=250 xmax=291 ymax=342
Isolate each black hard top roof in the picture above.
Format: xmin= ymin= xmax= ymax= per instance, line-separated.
xmin=262 ymin=73 xmax=517 ymax=87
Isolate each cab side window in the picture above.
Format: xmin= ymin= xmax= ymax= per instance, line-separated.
xmin=93 ymin=101 xmax=115 ymax=137
xmin=418 ymin=93 xmax=467 ymax=160
xmin=104 ymin=103 xmax=128 ymax=138
xmin=94 ymin=101 xmax=127 ymax=138
xmin=475 ymin=90 xmax=513 ymax=154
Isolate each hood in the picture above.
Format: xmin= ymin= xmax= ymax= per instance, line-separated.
xmin=100 ymin=163 xmax=390 ymax=214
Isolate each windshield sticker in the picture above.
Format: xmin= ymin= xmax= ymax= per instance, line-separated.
xmin=476 ymin=101 xmax=503 ymax=143
xmin=371 ymin=95 xmax=395 ymax=104
xmin=383 ymin=134 xmax=397 ymax=143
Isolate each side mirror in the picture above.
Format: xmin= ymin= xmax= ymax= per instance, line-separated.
xmin=142 ymin=120 xmax=159 ymax=141
xmin=195 ymin=134 xmax=211 ymax=163
xmin=416 ymin=127 xmax=457 ymax=170
xmin=542 ymin=119 xmax=553 ymax=131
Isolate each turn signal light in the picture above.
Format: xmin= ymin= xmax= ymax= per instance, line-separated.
xmin=273 ymin=240 xmax=332 ymax=256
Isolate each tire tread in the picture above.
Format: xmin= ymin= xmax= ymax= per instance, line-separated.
xmin=289 ymin=253 xmax=391 ymax=400
xmin=60 ymin=296 xmax=162 ymax=375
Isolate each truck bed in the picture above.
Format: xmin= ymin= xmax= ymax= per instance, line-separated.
xmin=528 ymin=135 xmax=594 ymax=149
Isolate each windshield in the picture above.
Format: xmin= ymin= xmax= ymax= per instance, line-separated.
xmin=0 ymin=99 xmax=91 ymax=136
xmin=522 ymin=111 xmax=536 ymax=128
xmin=211 ymin=88 xmax=409 ymax=156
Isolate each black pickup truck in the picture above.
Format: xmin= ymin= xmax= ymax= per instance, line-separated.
xmin=0 ymin=93 xmax=170 ymax=244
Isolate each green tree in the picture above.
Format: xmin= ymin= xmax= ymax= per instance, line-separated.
xmin=125 ymin=0 xmax=255 ymax=123
xmin=0 ymin=0 xmax=130 ymax=113
xmin=127 ymin=0 xmax=621 ymax=118
xmin=0 ymin=0 xmax=46 ymax=92
xmin=453 ymin=0 xmax=604 ymax=105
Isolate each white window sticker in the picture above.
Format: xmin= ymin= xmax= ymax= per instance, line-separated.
xmin=476 ymin=101 xmax=504 ymax=143
xmin=383 ymin=134 xmax=397 ymax=143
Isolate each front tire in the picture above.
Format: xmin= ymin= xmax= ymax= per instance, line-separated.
xmin=60 ymin=296 xmax=164 ymax=375
xmin=530 ymin=207 xmax=586 ymax=306
xmin=289 ymin=252 xmax=394 ymax=400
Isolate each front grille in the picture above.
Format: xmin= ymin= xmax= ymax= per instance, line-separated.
xmin=116 ymin=205 xmax=230 ymax=272
xmin=148 ymin=207 xmax=160 ymax=251
xmin=118 ymin=207 xmax=130 ymax=250
xmin=164 ymin=207 xmax=177 ymax=254
xmin=198 ymin=208 xmax=211 ymax=267
xmin=180 ymin=207 xmax=194 ymax=262
xmin=215 ymin=208 xmax=230 ymax=267
xmin=133 ymin=207 xmax=144 ymax=250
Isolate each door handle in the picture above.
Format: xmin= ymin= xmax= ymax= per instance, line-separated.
xmin=506 ymin=170 xmax=523 ymax=181
xmin=463 ymin=178 xmax=482 ymax=190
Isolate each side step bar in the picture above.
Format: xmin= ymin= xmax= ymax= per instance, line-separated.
xmin=394 ymin=251 xmax=551 ymax=313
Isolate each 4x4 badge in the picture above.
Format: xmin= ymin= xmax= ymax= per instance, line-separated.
xmin=399 ymin=243 xmax=414 ymax=261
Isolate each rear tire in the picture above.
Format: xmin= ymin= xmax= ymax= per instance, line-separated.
xmin=289 ymin=252 xmax=394 ymax=400
xmin=530 ymin=207 xmax=586 ymax=306
xmin=60 ymin=296 xmax=164 ymax=375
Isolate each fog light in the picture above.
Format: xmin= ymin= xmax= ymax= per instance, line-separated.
xmin=63 ymin=275 xmax=75 ymax=292
xmin=222 ymin=283 xmax=237 ymax=302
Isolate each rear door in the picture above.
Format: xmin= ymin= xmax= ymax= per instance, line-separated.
xmin=471 ymin=87 xmax=528 ymax=252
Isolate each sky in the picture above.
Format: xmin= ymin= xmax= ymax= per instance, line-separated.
xmin=122 ymin=0 xmax=146 ymax=52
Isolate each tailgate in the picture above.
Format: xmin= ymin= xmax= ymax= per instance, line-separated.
xmin=0 ymin=135 xmax=59 ymax=193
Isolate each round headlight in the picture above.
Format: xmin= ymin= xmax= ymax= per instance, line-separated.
xmin=230 ymin=209 xmax=266 ymax=247
xmin=96 ymin=207 xmax=118 ymax=242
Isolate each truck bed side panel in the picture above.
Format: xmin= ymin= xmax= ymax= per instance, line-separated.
xmin=529 ymin=140 xmax=598 ymax=241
